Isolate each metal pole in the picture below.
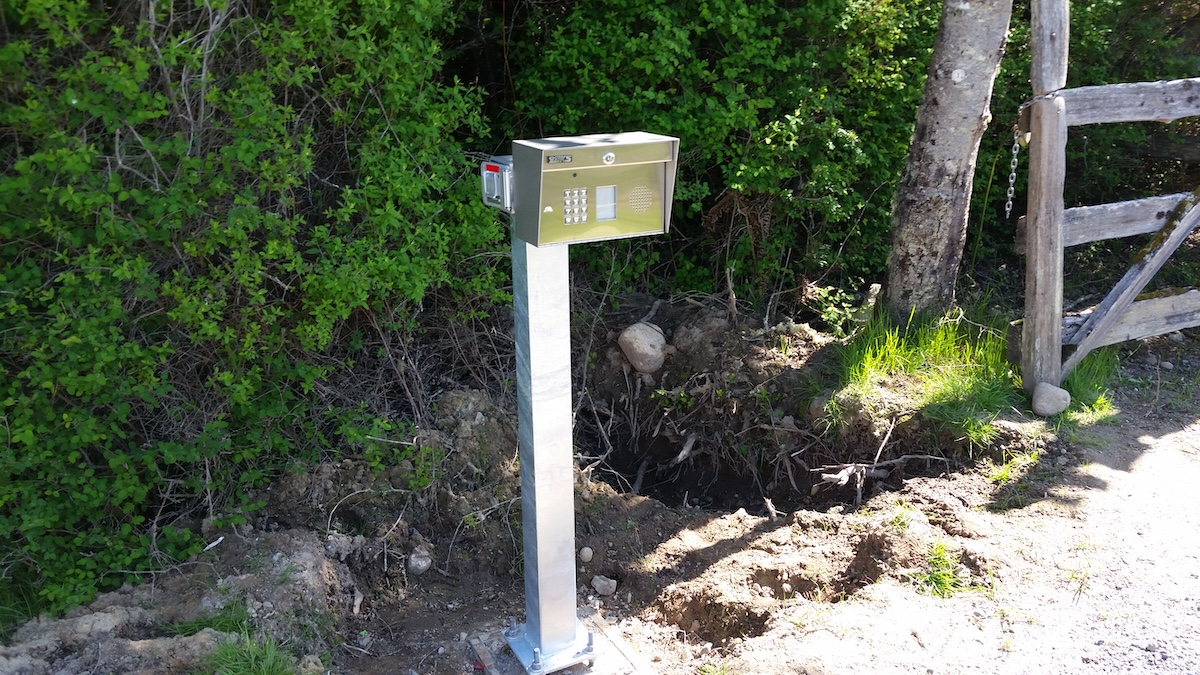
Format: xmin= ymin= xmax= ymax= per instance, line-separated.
xmin=505 ymin=235 xmax=593 ymax=673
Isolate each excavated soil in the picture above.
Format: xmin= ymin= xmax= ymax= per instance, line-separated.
xmin=3 ymin=301 xmax=1199 ymax=675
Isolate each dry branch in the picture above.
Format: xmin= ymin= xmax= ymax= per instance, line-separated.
xmin=812 ymin=454 xmax=950 ymax=505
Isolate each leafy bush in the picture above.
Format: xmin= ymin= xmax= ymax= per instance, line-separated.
xmin=511 ymin=0 xmax=941 ymax=297
xmin=0 ymin=0 xmax=503 ymax=610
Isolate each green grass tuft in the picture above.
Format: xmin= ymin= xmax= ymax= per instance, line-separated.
xmin=985 ymin=450 xmax=1039 ymax=486
xmin=1062 ymin=347 xmax=1119 ymax=406
xmin=0 ymin=565 xmax=45 ymax=644
xmin=913 ymin=542 xmax=967 ymax=598
xmin=199 ymin=633 xmax=296 ymax=675
xmin=837 ymin=311 xmax=1022 ymax=448
xmin=167 ymin=603 xmax=252 ymax=637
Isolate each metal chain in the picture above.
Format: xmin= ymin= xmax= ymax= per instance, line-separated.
xmin=1003 ymin=90 xmax=1063 ymax=219
xmin=1005 ymin=128 xmax=1020 ymax=219
xmin=1017 ymin=90 xmax=1060 ymax=113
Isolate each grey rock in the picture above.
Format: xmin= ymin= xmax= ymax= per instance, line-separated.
xmin=591 ymin=575 xmax=618 ymax=596
xmin=618 ymin=322 xmax=667 ymax=373
xmin=1032 ymin=382 xmax=1071 ymax=416
xmin=408 ymin=548 xmax=433 ymax=576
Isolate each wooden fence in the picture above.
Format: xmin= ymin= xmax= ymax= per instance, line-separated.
xmin=1019 ymin=0 xmax=1200 ymax=392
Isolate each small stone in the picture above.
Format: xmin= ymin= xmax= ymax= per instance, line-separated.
xmin=1170 ymin=331 xmax=1185 ymax=343
xmin=1145 ymin=352 xmax=1159 ymax=366
xmin=1162 ymin=361 xmax=1174 ymax=371
xmin=591 ymin=575 xmax=618 ymax=596
xmin=579 ymin=546 xmax=594 ymax=563
xmin=408 ymin=548 xmax=433 ymax=576
xmin=1032 ymin=382 xmax=1071 ymax=416
xmin=618 ymin=322 xmax=667 ymax=373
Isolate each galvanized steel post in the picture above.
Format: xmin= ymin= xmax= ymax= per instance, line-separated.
xmin=504 ymin=235 xmax=593 ymax=673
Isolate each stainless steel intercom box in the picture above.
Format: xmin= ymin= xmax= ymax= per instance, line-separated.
xmin=481 ymin=132 xmax=679 ymax=246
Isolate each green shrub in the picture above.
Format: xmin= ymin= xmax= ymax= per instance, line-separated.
xmin=1 ymin=0 xmax=502 ymax=611
xmin=512 ymin=0 xmax=940 ymax=297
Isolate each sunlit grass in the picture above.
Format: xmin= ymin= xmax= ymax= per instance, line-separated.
xmin=912 ymin=542 xmax=967 ymax=598
xmin=1060 ymin=347 xmax=1120 ymax=426
xmin=984 ymin=450 xmax=1040 ymax=485
xmin=836 ymin=310 xmax=1022 ymax=448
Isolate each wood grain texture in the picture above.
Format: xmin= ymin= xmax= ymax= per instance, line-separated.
xmin=1062 ymin=78 xmax=1200 ymax=126
xmin=1061 ymin=199 xmax=1200 ymax=375
xmin=1030 ymin=0 xmax=1068 ymax=93
xmin=1062 ymin=193 xmax=1190 ymax=247
xmin=1021 ymin=96 xmax=1068 ymax=391
xmin=1084 ymin=289 xmax=1200 ymax=348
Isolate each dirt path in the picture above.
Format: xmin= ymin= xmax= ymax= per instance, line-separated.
xmin=425 ymin=389 xmax=1200 ymax=675
xmin=694 ymin=404 xmax=1200 ymax=675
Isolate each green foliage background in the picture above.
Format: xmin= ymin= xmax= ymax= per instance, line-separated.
xmin=1 ymin=0 xmax=1196 ymax=612
xmin=513 ymin=0 xmax=939 ymax=297
xmin=1 ymin=0 xmax=503 ymax=609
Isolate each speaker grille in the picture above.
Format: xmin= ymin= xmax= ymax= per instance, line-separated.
xmin=629 ymin=186 xmax=653 ymax=214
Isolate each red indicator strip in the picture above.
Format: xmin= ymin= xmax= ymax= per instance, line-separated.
xmin=485 ymin=164 xmax=500 ymax=173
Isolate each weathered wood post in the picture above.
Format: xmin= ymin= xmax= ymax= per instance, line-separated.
xmin=1021 ymin=0 xmax=1070 ymax=391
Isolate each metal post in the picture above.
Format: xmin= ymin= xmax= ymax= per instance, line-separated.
xmin=504 ymin=235 xmax=593 ymax=673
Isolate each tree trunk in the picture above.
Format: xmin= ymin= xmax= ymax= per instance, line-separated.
xmin=885 ymin=0 xmax=1014 ymax=318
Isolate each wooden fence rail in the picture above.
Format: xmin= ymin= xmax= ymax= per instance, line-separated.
xmin=1020 ymin=0 xmax=1200 ymax=393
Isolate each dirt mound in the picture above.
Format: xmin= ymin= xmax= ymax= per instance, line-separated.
xmin=0 ymin=528 xmax=347 ymax=674
xmin=578 ymin=296 xmax=1013 ymax=513
xmin=1 ymin=389 xmax=523 ymax=675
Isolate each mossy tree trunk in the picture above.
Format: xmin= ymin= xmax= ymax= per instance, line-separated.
xmin=885 ymin=0 xmax=1014 ymax=318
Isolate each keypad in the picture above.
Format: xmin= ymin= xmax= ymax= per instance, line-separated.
xmin=563 ymin=188 xmax=588 ymax=224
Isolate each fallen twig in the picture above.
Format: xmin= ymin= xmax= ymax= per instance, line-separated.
xmin=764 ymin=497 xmax=780 ymax=521
xmin=669 ymin=433 xmax=699 ymax=466
xmin=811 ymin=454 xmax=950 ymax=504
